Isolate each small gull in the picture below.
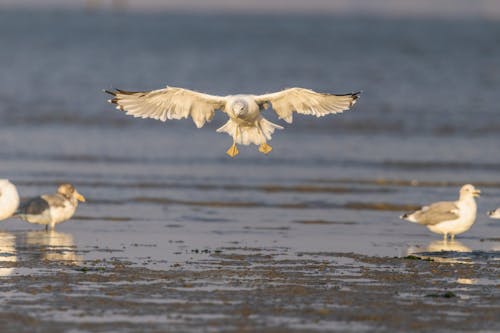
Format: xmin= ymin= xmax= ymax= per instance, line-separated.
xmin=16 ymin=184 xmax=86 ymax=230
xmin=105 ymin=86 xmax=360 ymax=157
xmin=0 ymin=179 xmax=20 ymax=221
xmin=488 ymin=208 xmax=500 ymax=219
xmin=400 ymin=184 xmax=480 ymax=241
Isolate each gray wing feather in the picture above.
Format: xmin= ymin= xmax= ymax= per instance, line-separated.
xmin=18 ymin=197 xmax=50 ymax=215
xmin=254 ymin=88 xmax=360 ymax=123
xmin=18 ymin=194 xmax=66 ymax=216
xmin=41 ymin=194 xmax=66 ymax=208
xmin=412 ymin=201 xmax=459 ymax=225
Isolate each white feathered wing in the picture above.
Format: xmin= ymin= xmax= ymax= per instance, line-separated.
xmin=106 ymin=86 xmax=226 ymax=128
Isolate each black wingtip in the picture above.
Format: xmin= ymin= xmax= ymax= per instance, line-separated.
xmin=104 ymin=89 xmax=116 ymax=96
xmin=336 ymin=91 xmax=362 ymax=99
xmin=352 ymin=91 xmax=362 ymax=99
xmin=115 ymin=88 xmax=137 ymax=95
xmin=347 ymin=91 xmax=362 ymax=107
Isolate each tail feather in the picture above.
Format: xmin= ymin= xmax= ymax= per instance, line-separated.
xmin=217 ymin=117 xmax=283 ymax=145
xmin=400 ymin=212 xmax=418 ymax=223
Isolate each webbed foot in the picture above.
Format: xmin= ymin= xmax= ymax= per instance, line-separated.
xmin=258 ymin=143 xmax=273 ymax=155
xmin=226 ymin=143 xmax=239 ymax=157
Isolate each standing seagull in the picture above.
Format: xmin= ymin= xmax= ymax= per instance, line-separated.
xmin=16 ymin=184 xmax=85 ymax=230
xmin=488 ymin=208 xmax=500 ymax=219
xmin=0 ymin=179 xmax=20 ymax=221
xmin=400 ymin=184 xmax=480 ymax=241
xmin=105 ymin=86 xmax=360 ymax=157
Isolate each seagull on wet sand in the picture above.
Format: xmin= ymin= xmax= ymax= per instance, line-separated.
xmin=0 ymin=179 xmax=20 ymax=221
xmin=16 ymin=184 xmax=85 ymax=230
xmin=400 ymin=184 xmax=480 ymax=241
xmin=105 ymin=86 xmax=360 ymax=157
xmin=488 ymin=208 xmax=500 ymax=219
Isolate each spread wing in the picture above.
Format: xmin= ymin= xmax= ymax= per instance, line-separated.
xmin=411 ymin=201 xmax=459 ymax=225
xmin=254 ymin=88 xmax=360 ymax=123
xmin=105 ymin=86 xmax=227 ymax=128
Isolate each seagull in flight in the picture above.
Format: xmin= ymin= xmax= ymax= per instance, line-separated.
xmin=105 ymin=86 xmax=360 ymax=157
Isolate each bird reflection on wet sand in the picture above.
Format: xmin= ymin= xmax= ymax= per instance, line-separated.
xmin=426 ymin=240 xmax=472 ymax=253
xmin=19 ymin=231 xmax=83 ymax=264
xmin=407 ymin=240 xmax=473 ymax=264
xmin=0 ymin=232 xmax=16 ymax=277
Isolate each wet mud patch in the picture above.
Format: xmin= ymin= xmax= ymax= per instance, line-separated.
xmin=0 ymin=247 xmax=498 ymax=332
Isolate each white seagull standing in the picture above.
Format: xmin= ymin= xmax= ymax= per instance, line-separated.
xmin=16 ymin=184 xmax=86 ymax=230
xmin=105 ymin=86 xmax=360 ymax=157
xmin=488 ymin=207 xmax=500 ymax=219
xmin=0 ymin=179 xmax=20 ymax=221
xmin=400 ymin=184 xmax=480 ymax=241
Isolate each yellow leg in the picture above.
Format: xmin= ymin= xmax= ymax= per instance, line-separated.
xmin=226 ymin=142 xmax=239 ymax=157
xmin=226 ymin=127 xmax=240 ymax=158
xmin=258 ymin=143 xmax=273 ymax=155
xmin=450 ymin=234 xmax=455 ymax=241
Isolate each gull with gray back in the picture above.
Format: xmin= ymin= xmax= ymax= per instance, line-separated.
xmin=16 ymin=184 xmax=86 ymax=230
xmin=400 ymin=184 xmax=480 ymax=241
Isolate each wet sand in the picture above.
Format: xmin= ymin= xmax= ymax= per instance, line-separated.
xmin=0 ymin=236 xmax=498 ymax=332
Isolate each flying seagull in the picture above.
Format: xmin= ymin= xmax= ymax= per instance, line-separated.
xmin=105 ymin=86 xmax=360 ymax=157
xmin=0 ymin=179 xmax=20 ymax=221
xmin=16 ymin=184 xmax=86 ymax=230
xmin=400 ymin=184 xmax=480 ymax=241
xmin=488 ymin=207 xmax=500 ymax=219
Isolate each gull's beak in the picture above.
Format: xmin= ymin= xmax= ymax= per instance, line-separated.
xmin=473 ymin=189 xmax=481 ymax=197
xmin=75 ymin=191 xmax=86 ymax=202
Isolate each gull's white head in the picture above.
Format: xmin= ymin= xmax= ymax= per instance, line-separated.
xmin=459 ymin=184 xmax=480 ymax=199
xmin=488 ymin=208 xmax=500 ymax=219
xmin=231 ymin=99 xmax=249 ymax=117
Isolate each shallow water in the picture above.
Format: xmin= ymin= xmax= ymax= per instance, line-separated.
xmin=0 ymin=8 xmax=499 ymax=332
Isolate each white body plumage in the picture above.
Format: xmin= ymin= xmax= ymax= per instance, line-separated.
xmin=401 ymin=184 xmax=480 ymax=240
xmin=217 ymin=95 xmax=283 ymax=147
xmin=0 ymin=179 xmax=20 ymax=221
xmin=426 ymin=196 xmax=477 ymax=237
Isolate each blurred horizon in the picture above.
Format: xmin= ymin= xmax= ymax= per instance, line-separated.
xmin=1 ymin=0 xmax=500 ymax=19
